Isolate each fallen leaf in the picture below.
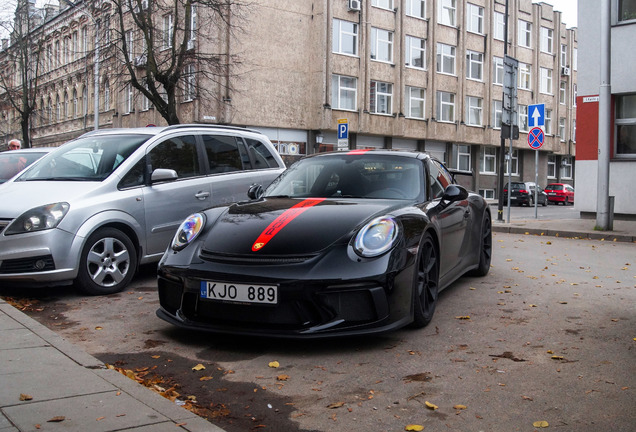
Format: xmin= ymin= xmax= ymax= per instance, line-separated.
xmin=551 ymin=355 xmax=564 ymax=360
xmin=151 ymin=355 xmax=160 ymax=359
xmin=192 ymin=364 xmax=206 ymax=371
xmin=47 ymin=416 xmax=65 ymax=423
xmin=95 ymin=326 xmax=103 ymax=330
xmin=277 ymin=374 xmax=290 ymax=381
xmin=327 ymin=401 xmax=345 ymax=409
xmin=96 ymin=416 xmax=105 ymax=421
xmin=453 ymin=404 xmax=467 ymax=410
xmin=425 ymin=401 xmax=438 ymax=410
xmin=19 ymin=393 xmax=33 ymax=401
xmin=269 ymin=361 xmax=280 ymax=368
xmin=405 ymin=425 xmax=425 ymax=431
xmin=533 ymin=420 xmax=549 ymax=428
xmin=199 ymin=376 xmax=214 ymax=381
xmin=455 ymin=316 xmax=470 ymax=320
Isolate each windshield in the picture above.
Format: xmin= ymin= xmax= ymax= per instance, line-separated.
xmin=0 ymin=151 xmax=49 ymax=183
xmin=265 ymin=154 xmax=424 ymax=200
xmin=17 ymin=134 xmax=150 ymax=182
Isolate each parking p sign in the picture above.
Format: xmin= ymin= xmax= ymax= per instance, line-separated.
xmin=337 ymin=119 xmax=349 ymax=140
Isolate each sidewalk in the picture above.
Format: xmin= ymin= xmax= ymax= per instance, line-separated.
xmin=0 ymin=299 xmax=225 ymax=432
xmin=1 ymin=217 xmax=634 ymax=432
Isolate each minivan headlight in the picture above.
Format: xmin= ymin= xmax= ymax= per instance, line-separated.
xmin=353 ymin=216 xmax=399 ymax=258
xmin=172 ymin=213 xmax=206 ymax=251
xmin=4 ymin=202 xmax=70 ymax=235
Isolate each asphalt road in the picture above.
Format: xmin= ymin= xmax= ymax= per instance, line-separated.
xmin=2 ymin=231 xmax=635 ymax=432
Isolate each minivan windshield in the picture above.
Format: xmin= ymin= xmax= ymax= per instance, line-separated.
xmin=17 ymin=134 xmax=150 ymax=182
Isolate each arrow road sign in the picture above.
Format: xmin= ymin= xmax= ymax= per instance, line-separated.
xmin=528 ymin=103 xmax=545 ymax=127
xmin=528 ymin=127 xmax=544 ymax=149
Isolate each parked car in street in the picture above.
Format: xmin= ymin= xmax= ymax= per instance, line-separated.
xmin=503 ymin=181 xmax=548 ymax=206
xmin=157 ymin=149 xmax=492 ymax=338
xmin=544 ymin=183 xmax=575 ymax=205
xmin=0 ymin=147 xmax=54 ymax=184
xmin=0 ymin=125 xmax=285 ymax=295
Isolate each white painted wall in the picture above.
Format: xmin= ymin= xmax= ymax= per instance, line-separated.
xmin=575 ymin=161 xmax=636 ymax=215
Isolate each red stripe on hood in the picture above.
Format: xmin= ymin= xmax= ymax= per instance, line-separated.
xmin=252 ymin=198 xmax=326 ymax=252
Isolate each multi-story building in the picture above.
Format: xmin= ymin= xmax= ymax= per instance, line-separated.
xmin=576 ymin=0 xmax=636 ymax=218
xmin=0 ymin=0 xmax=577 ymax=200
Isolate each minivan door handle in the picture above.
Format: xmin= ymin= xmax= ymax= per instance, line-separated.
xmin=195 ymin=191 xmax=210 ymax=200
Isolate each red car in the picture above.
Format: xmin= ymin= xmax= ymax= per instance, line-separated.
xmin=544 ymin=183 xmax=574 ymax=205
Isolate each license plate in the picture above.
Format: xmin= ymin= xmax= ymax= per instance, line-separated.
xmin=549 ymin=193 xmax=557 ymax=196
xmin=200 ymin=281 xmax=278 ymax=304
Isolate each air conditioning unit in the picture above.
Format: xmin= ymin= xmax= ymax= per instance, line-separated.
xmin=134 ymin=55 xmax=147 ymax=67
xmin=561 ymin=66 xmax=571 ymax=76
xmin=348 ymin=0 xmax=361 ymax=12
xmin=186 ymin=39 xmax=195 ymax=51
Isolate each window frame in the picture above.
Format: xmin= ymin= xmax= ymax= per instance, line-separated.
xmin=371 ymin=0 xmax=393 ymax=10
xmin=518 ymin=105 xmax=529 ymax=132
xmin=559 ymin=117 xmax=566 ymax=141
xmin=331 ymin=74 xmax=358 ymax=111
xmin=547 ymin=155 xmax=557 ymax=179
xmin=406 ymin=0 xmax=426 ymax=19
xmin=504 ymin=149 xmax=519 ymax=175
xmin=370 ymin=80 xmax=393 ymax=115
xmin=480 ymin=146 xmax=497 ymax=175
xmin=456 ymin=144 xmax=471 ymax=171
xmin=493 ymin=100 xmax=503 ymax=129
xmin=540 ymin=27 xmax=553 ymax=54
xmin=466 ymin=3 xmax=484 ymax=34
xmin=332 ymin=18 xmax=358 ymax=56
xmin=438 ymin=0 xmax=457 ymax=27
xmin=518 ymin=20 xmax=532 ymax=48
xmin=493 ymin=56 xmax=504 ymax=85
xmin=518 ymin=62 xmax=531 ymax=90
xmin=540 ymin=67 xmax=553 ymax=95
xmin=406 ymin=86 xmax=426 ymax=119
xmin=163 ymin=14 xmax=173 ymax=49
xmin=493 ymin=11 xmax=505 ymax=41
xmin=466 ymin=96 xmax=483 ymax=126
xmin=405 ymin=35 xmax=426 ymax=69
xmin=615 ymin=94 xmax=636 ymax=158
xmin=436 ymin=43 xmax=456 ymax=75
xmin=466 ymin=50 xmax=484 ymax=81
xmin=436 ymin=90 xmax=455 ymax=123
xmin=371 ymin=27 xmax=394 ymax=63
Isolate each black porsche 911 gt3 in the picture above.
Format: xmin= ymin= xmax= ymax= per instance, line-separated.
xmin=156 ymin=149 xmax=492 ymax=338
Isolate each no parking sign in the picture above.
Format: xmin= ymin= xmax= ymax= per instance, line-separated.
xmin=527 ymin=127 xmax=544 ymax=150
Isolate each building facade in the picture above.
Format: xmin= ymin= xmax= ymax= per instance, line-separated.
xmin=576 ymin=0 xmax=636 ymax=218
xmin=0 ymin=0 xmax=577 ymax=200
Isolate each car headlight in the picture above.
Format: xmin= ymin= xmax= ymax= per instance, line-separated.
xmin=4 ymin=202 xmax=70 ymax=235
xmin=172 ymin=213 xmax=206 ymax=251
xmin=353 ymin=216 xmax=399 ymax=258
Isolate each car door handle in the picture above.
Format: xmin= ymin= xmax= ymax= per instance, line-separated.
xmin=195 ymin=191 xmax=210 ymax=200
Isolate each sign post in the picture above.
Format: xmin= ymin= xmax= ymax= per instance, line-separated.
xmin=528 ymin=126 xmax=545 ymax=218
xmin=501 ymin=55 xmax=519 ymax=223
xmin=337 ymin=119 xmax=349 ymax=151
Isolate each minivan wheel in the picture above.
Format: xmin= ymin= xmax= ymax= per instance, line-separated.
xmin=76 ymin=228 xmax=138 ymax=295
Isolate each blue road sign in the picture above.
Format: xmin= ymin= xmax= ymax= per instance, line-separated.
xmin=528 ymin=104 xmax=545 ymax=127
xmin=338 ymin=121 xmax=349 ymax=140
xmin=528 ymin=127 xmax=544 ymax=149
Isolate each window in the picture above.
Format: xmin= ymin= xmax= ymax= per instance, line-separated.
xmin=493 ymin=56 xmax=504 ymax=85
xmin=438 ymin=0 xmax=456 ymax=27
xmin=466 ymin=50 xmax=483 ymax=81
xmin=436 ymin=43 xmax=456 ymax=75
xmin=246 ymin=138 xmax=280 ymax=169
xmin=150 ymin=135 xmax=200 ymax=179
xmin=561 ymin=156 xmax=573 ymax=179
xmin=331 ymin=74 xmax=357 ymax=111
xmin=125 ymin=30 xmax=134 ymax=56
xmin=371 ymin=27 xmax=394 ymax=63
xmin=72 ymin=31 xmax=78 ymax=61
xmin=189 ymin=5 xmax=197 ymax=42
xmin=545 ymin=109 xmax=552 ymax=135
xmin=573 ymin=84 xmax=577 ymax=106
xmin=332 ymin=19 xmax=358 ymax=56
xmin=540 ymin=27 xmax=553 ymax=53
xmin=505 ymin=149 xmax=519 ymax=175
xmin=480 ymin=147 xmax=497 ymax=174
xmin=559 ymin=81 xmax=567 ymax=104
xmin=163 ymin=14 xmax=173 ymax=49
xmin=493 ymin=100 xmax=503 ymax=128
xmin=141 ymin=80 xmax=150 ymax=111
xmin=406 ymin=0 xmax=426 ymax=19
xmin=103 ymin=15 xmax=111 ymax=45
xmin=518 ymin=105 xmax=529 ymax=132
xmin=494 ymin=11 xmax=505 ymax=41
xmin=479 ymin=189 xmax=495 ymax=199
xmin=406 ymin=86 xmax=425 ymax=119
xmin=56 ymin=94 xmax=61 ymax=122
xmin=616 ymin=94 xmax=636 ymax=157
xmin=547 ymin=155 xmax=557 ymax=178
xmin=436 ymin=91 xmax=455 ymax=122
xmin=573 ymin=48 xmax=577 ymax=70
xmin=183 ymin=64 xmax=196 ymax=102
xmin=619 ymin=0 xmax=636 ymax=22
xmin=63 ymin=37 xmax=70 ymax=65
xmin=540 ymin=67 xmax=553 ymax=94
xmin=466 ymin=96 xmax=483 ymax=126
xmin=46 ymin=45 xmax=52 ymax=71
xmin=560 ymin=43 xmax=567 ymax=66
xmin=518 ymin=62 xmax=531 ymax=90
xmin=466 ymin=4 xmax=484 ymax=34
xmin=64 ymin=92 xmax=69 ymax=118
xmin=559 ymin=117 xmax=566 ymax=141
xmin=573 ymin=119 xmax=576 ymax=141
xmin=372 ymin=0 xmax=393 ymax=10
xmin=405 ymin=35 xmax=426 ymax=69
xmin=202 ymin=135 xmax=244 ymax=174
xmin=104 ymin=79 xmax=110 ymax=111
xmin=83 ymin=87 xmax=88 ymax=115
xmin=455 ymin=144 xmax=471 ymax=171
xmin=428 ymin=159 xmax=453 ymax=199
xmin=370 ymin=80 xmax=393 ymax=115
xmin=73 ymin=89 xmax=78 ymax=117
xmin=82 ymin=26 xmax=88 ymax=54
xmin=518 ymin=20 xmax=531 ymax=48
xmin=125 ymin=84 xmax=133 ymax=114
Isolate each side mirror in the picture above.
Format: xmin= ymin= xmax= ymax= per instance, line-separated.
xmin=247 ymin=183 xmax=264 ymax=200
xmin=151 ymin=168 xmax=178 ymax=183
xmin=441 ymin=184 xmax=468 ymax=203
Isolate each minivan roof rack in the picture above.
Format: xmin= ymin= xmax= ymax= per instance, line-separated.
xmin=162 ymin=123 xmax=265 ymax=135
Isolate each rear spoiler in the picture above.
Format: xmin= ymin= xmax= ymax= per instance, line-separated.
xmin=448 ymin=169 xmax=473 ymax=182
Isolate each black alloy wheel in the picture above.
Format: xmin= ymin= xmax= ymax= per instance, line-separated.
xmin=412 ymin=232 xmax=440 ymax=328
xmin=469 ymin=212 xmax=492 ymax=277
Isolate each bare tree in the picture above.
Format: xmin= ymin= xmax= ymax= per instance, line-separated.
xmin=0 ymin=0 xmax=43 ymax=147
xmin=109 ymin=0 xmax=245 ymax=125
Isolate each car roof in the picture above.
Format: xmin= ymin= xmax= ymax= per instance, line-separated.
xmin=78 ymin=124 xmax=266 ymax=139
xmin=301 ymin=148 xmax=433 ymax=161
xmin=2 ymin=147 xmax=55 ymax=155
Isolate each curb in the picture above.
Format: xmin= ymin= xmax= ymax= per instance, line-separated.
xmin=492 ymin=225 xmax=636 ymax=243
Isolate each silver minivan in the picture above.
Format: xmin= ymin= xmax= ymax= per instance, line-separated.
xmin=0 ymin=125 xmax=285 ymax=294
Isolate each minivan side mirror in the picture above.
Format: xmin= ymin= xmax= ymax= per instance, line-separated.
xmin=151 ymin=168 xmax=178 ymax=183
xmin=247 ymin=183 xmax=264 ymax=200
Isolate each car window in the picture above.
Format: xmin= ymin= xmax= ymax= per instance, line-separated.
xmin=0 ymin=152 xmax=46 ymax=181
xmin=428 ymin=159 xmax=452 ymax=199
xmin=118 ymin=158 xmax=146 ymax=189
xmin=149 ymin=135 xmax=200 ymax=179
xmin=202 ymin=135 xmax=244 ymax=174
xmin=245 ymin=138 xmax=280 ymax=169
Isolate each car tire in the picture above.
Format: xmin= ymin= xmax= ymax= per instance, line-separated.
xmin=565 ymin=197 xmax=570 ymax=205
xmin=468 ymin=212 xmax=492 ymax=277
xmin=528 ymin=196 xmax=533 ymax=206
xmin=542 ymin=197 xmax=547 ymax=207
xmin=76 ymin=228 xmax=138 ymax=295
xmin=411 ymin=232 xmax=439 ymax=328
